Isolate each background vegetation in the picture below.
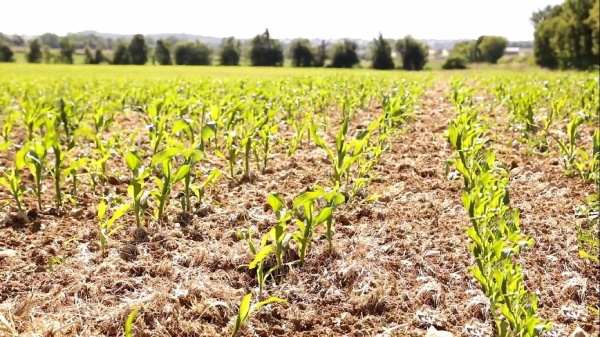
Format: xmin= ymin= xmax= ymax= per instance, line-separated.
xmin=0 ymin=0 xmax=597 ymax=71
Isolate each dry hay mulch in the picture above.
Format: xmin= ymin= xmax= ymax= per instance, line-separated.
xmin=0 ymin=81 xmax=597 ymax=337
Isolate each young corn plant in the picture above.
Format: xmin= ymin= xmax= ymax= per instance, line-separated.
xmin=23 ymin=140 xmax=48 ymax=210
xmin=448 ymin=104 xmax=552 ymax=337
xmin=98 ymin=200 xmax=131 ymax=252
xmin=215 ymin=131 xmax=240 ymax=180
xmin=150 ymin=148 xmax=189 ymax=221
xmin=125 ymin=151 xmax=150 ymax=227
xmin=548 ymin=113 xmax=584 ymax=175
xmin=47 ymin=122 xmax=66 ymax=209
xmin=178 ymin=146 xmax=203 ymax=215
xmin=0 ymin=149 xmax=28 ymax=214
xmin=63 ymin=154 xmax=89 ymax=205
xmin=292 ymin=188 xmax=341 ymax=263
xmin=191 ymin=168 xmax=221 ymax=208
xmin=231 ymin=293 xmax=286 ymax=337
xmin=310 ymin=117 xmax=371 ymax=189
xmin=240 ymin=226 xmax=279 ymax=300
xmin=246 ymin=193 xmax=294 ymax=278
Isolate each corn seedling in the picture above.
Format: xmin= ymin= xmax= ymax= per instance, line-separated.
xmin=23 ymin=140 xmax=48 ymax=210
xmin=125 ymin=150 xmax=150 ymax=227
xmin=548 ymin=113 xmax=584 ymax=175
xmin=150 ymin=147 xmax=189 ymax=221
xmin=0 ymin=149 xmax=27 ymax=214
xmin=98 ymin=201 xmax=130 ymax=252
xmin=231 ymin=293 xmax=286 ymax=337
xmin=292 ymin=188 xmax=340 ymax=263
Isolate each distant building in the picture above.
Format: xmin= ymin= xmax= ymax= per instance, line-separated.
xmin=504 ymin=47 xmax=520 ymax=56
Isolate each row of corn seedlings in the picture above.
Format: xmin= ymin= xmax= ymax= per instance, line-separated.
xmin=487 ymin=75 xmax=599 ymax=269
xmin=446 ymin=87 xmax=552 ymax=337
xmin=230 ymin=83 xmax=425 ymax=336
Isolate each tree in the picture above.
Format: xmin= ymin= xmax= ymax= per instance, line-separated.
xmin=532 ymin=0 xmax=598 ymax=70
xmin=475 ymin=36 xmax=508 ymax=63
xmin=26 ymin=39 xmax=43 ymax=63
xmin=94 ymin=47 xmax=105 ymax=64
xmin=249 ymin=29 xmax=284 ymax=67
xmin=84 ymin=45 xmax=95 ymax=64
xmin=330 ymin=39 xmax=359 ymax=68
xmin=313 ymin=40 xmax=328 ymax=67
xmin=59 ymin=37 xmax=75 ymax=64
xmin=370 ymin=33 xmax=395 ymax=70
xmin=395 ymin=36 xmax=428 ymax=70
xmin=128 ymin=34 xmax=148 ymax=65
xmin=154 ymin=40 xmax=172 ymax=65
xmin=449 ymin=40 xmax=478 ymax=62
xmin=174 ymin=41 xmax=213 ymax=65
xmin=113 ymin=42 xmax=130 ymax=65
xmin=10 ymin=35 xmax=25 ymax=46
xmin=0 ymin=43 xmax=14 ymax=62
xmin=442 ymin=56 xmax=468 ymax=70
xmin=219 ymin=37 xmax=241 ymax=66
xmin=587 ymin=0 xmax=599 ymax=56
xmin=39 ymin=33 xmax=60 ymax=49
xmin=289 ymin=39 xmax=314 ymax=67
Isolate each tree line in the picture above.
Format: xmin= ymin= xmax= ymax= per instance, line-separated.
xmin=531 ymin=0 xmax=598 ymax=70
xmin=0 ymin=30 xmax=433 ymax=70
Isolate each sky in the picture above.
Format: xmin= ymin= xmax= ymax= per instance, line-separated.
xmin=0 ymin=0 xmax=563 ymax=41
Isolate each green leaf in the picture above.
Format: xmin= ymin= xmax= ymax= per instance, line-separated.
xmin=314 ymin=207 xmax=333 ymax=225
xmin=124 ymin=307 xmax=140 ymax=337
xmin=151 ymin=147 xmax=181 ymax=167
xmin=248 ymin=245 xmax=275 ymax=269
xmin=201 ymin=123 xmax=216 ymax=142
xmin=98 ymin=201 xmax=107 ymax=221
xmin=267 ymin=193 xmax=285 ymax=214
xmin=293 ymin=191 xmax=322 ymax=209
xmin=125 ymin=151 xmax=142 ymax=171
xmin=253 ymin=296 xmax=287 ymax=312
xmin=579 ymin=250 xmax=600 ymax=264
xmin=173 ymin=165 xmax=190 ymax=183
xmin=106 ymin=203 xmax=131 ymax=228
xmin=232 ymin=293 xmax=253 ymax=337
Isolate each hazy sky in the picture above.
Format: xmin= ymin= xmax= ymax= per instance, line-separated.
xmin=1 ymin=0 xmax=562 ymax=41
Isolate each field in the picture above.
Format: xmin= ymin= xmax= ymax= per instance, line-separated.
xmin=0 ymin=64 xmax=598 ymax=337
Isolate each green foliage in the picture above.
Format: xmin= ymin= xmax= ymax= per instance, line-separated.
xmin=313 ymin=40 xmax=328 ymax=67
xmin=476 ymin=36 xmax=509 ymax=63
xmin=128 ymin=34 xmax=148 ymax=65
xmin=84 ymin=45 xmax=94 ymax=64
xmin=113 ymin=42 xmax=130 ymax=65
xmin=532 ymin=0 xmax=599 ymax=70
xmin=395 ymin=35 xmax=428 ymax=71
xmin=289 ymin=38 xmax=314 ymax=67
xmin=39 ymin=33 xmax=60 ymax=49
xmin=154 ymin=39 xmax=172 ymax=65
xmin=231 ymin=293 xmax=286 ymax=337
xmin=370 ymin=33 xmax=395 ymax=70
xmin=447 ymin=87 xmax=552 ymax=337
xmin=442 ymin=56 xmax=468 ymax=70
xmin=449 ymin=36 xmax=508 ymax=64
xmin=26 ymin=39 xmax=43 ymax=64
xmin=249 ymin=29 xmax=284 ymax=67
xmin=330 ymin=39 xmax=359 ymax=68
xmin=0 ymin=43 xmax=14 ymax=62
xmin=174 ymin=41 xmax=213 ymax=66
xmin=59 ymin=37 xmax=75 ymax=64
xmin=219 ymin=37 xmax=241 ymax=66
xmin=449 ymin=40 xmax=478 ymax=62
xmin=94 ymin=48 xmax=105 ymax=64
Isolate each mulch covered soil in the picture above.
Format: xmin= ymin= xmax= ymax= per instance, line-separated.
xmin=1 ymin=81 xmax=598 ymax=337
